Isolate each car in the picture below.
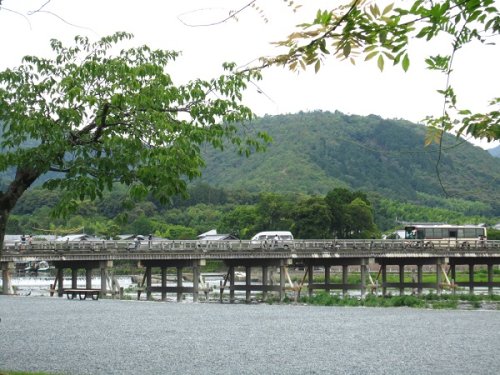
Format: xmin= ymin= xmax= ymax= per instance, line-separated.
xmin=250 ymin=231 xmax=294 ymax=249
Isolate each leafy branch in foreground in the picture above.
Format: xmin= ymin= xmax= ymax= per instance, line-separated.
xmin=259 ymin=0 xmax=499 ymax=143
xmin=0 ymin=31 xmax=269 ymax=252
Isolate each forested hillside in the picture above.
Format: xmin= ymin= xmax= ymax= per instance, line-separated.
xmin=199 ymin=111 xmax=500 ymax=216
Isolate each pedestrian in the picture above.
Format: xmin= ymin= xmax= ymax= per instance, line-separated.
xmin=148 ymin=234 xmax=153 ymax=249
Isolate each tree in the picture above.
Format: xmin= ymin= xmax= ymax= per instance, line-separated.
xmin=264 ymin=0 xmax=499 ymax=143
xmin=255 ymin=192 xmax=294 ymax=231
xmin=0 ymin=32 xmax=269 ymax=254
xmin=345 ymin=197 xmax=378 ymax=238
xmin=291 ymin=196 xmax=331 ymax=239
xmin=219 ymin=205 xmax=259 ymax=239
xmin=325 ymin=188 xmax=373 ymax=238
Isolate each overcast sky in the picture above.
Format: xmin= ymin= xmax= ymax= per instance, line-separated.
xmin=1 ymin=0 xmax=499 ymax=149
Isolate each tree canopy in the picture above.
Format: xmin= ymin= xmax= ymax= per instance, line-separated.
xmin=0 ymin=32 xmax=269 ymax=252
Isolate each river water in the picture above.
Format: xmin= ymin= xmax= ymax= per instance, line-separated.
xmin=1 ymin=296 xmax=499 ymax=375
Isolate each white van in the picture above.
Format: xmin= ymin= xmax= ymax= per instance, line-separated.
xmin=250 ymin=231 xmax=294 ymax=249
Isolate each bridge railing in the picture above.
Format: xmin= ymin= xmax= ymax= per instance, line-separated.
xmin=3 ymin=238 xmax=500 ymax=254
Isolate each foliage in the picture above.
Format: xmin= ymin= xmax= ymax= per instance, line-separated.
xmin=266 ymin=0 xmax=500 ymax=143
xmin=291 ymin=196 xmax=331 ymax=238
xmin=6 ymin=179 xmax=498 ymax=239
xmin=487 ymin=228 xmax=500 ymax=240
xmin=219 ymin=204 xmax=259 ymax=239
xmin=326 ymin=187 xmax=377 ymax=238
xmin=0 ymin=32 xmax=269 ymax=252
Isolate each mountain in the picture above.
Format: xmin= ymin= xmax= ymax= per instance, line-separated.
xmin=199 ymin=111 xmax=500 ymax=215
xmin=489 ymin=145 xmax=500 ymax=158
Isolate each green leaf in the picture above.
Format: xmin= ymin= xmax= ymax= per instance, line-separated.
xmin=314 ymin=60 xmax=321 ymax=73
xmin=402 ymin=54 xmax=410 ymax=72
xmin=365 ymin=51 xmax=378 ymax=61
xmin=377 ymin=54 xmax=385 ymax=71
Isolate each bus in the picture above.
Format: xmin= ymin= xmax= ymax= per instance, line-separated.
xmin=404 ymin=224 xmax=486 ymax=247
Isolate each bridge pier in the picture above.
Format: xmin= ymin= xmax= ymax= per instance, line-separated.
xmin=262 ymin=266 xmax=268 ymax=300
xmin=342 ymin=265 xmax=348 ymax=297
xmin=245 ymin=266 xmax=251 ymax=303
xmin=51 ymin=260 xmax=112 ymax=298
xmin=451 ymin=264 xmax=456 ymax=295
xmin=376 ymin=258 xmax=448 ymax=296
xmin=56 ymin=267 xmax=64 ymax=297
xmin=469 ymin=263 xmax=475 ymax=294
xmin=1 ymin=261 xmax=15 ymax=295
xmin=100 ymin=261 xmax=111 ymax=298
xmin=300 ymin=258 xmax=374 ymax=298
xmin=221 ymin=259 xmax=287 ymax=303
xmin=449 ymin=258 xmax=500 ymax=295
xmin=325 ymin=266 xmax=330 ymax=293
xmin=138 ymin=259 xmax=204 ymax=302
xmin=72 ymin=268 xmax=78 ymax=289
xmin=381 ymin=265 xmax=387 ymax=296
xmin=161 ymin=267 xmax=167 ymax=301
xmin=86 ymin=267 xmax=92 ymax=289
xmin=488 ymin=264 xmax=494 ymax=295
xmin=399 ymin=265 xmax=405 ymax=296
xmin=417 ymin=264 xmax=423 ymax=296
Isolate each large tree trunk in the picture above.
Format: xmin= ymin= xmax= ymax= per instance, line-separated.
xmin=0 ymin=166 xmax=41 ymax=256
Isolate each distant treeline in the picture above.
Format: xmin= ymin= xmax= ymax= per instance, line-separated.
xmin=7 ymin=183 xmax=498 ymax=240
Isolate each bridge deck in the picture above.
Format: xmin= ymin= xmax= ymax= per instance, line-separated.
xmin=2 ymin=239 xmax=500 ymax=262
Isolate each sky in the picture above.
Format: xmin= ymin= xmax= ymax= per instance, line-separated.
xmin=0 ymin=0 xmax=499 ymax=149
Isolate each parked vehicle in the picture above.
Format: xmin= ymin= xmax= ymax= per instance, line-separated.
xmin=403 ymin=224 xmax=487 ymax=248
xmin=250 ymin=231 xmax=294 ymax=249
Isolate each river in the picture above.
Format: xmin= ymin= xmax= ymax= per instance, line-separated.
xmin=1 ymin=295 xmax=499 ymax=375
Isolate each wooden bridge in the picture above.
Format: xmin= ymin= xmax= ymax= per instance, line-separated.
xmin=2 ymin=239 xmax=500 ymax=302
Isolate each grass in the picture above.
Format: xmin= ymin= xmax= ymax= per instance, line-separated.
xmin=291 ymin=291 xmax=500 ymax=309
xmin=301 ymin=268 xmax=500 ymax=285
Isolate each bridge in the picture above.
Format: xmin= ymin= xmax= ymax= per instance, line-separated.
xmin=2 ymin=239 xmax=500 ymax=302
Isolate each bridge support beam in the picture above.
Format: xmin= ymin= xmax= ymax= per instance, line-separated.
xmin=56 ymin=267 xmax=64 ymax=297
xmin=417 ymin=264 xmax=423 ymax=296
xmin=381 ymin=265 xmax=387 ymax=297
xmin=193 ymin=264 xmax=199 ymax=303
xmin=229 ymin=266 xmax=235 ymax=303
xmin=279 ymin=264 xmax=286 ymax=302
xmin=1 ymin=262 xmax=14 ymax=295
xmin=399 ymin=265 xmax=405 ymax=296
xmin=308 ymin=264 xmax=314 ymax=298
xmin=145 ymin=266 xmax=152 ymax=300
xmin=488 ymin=264 xmax=494 ymax=295
xmin=262 ymin=266 xmax=268 ymax=300
xmin=161 ymin=267 xmax=167 ymax=301
xmin=342 ymin=265 xmax=348 ymax=297
xmin=72 ymin=268 xmax=78 ymax=289
xmin=451 ymin=264 xmax=456 ymax=295
xmin=86 ymin=268 xmax=92 ymax=290
xmin=469 ymin=263 xmax=474 ymax=294
xmin=100 ymin=261 xmax=112 ymax=298
xmin=325 ymin=266 xmax=330 ymax=293
xmin=245 ymin=266 xmax=251 ymax=303
xmin=176 ymin=267 xmax=183 ymax=302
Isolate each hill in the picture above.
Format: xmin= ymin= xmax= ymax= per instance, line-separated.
xmin=199 ymin=111 xmax=500 ymax=215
